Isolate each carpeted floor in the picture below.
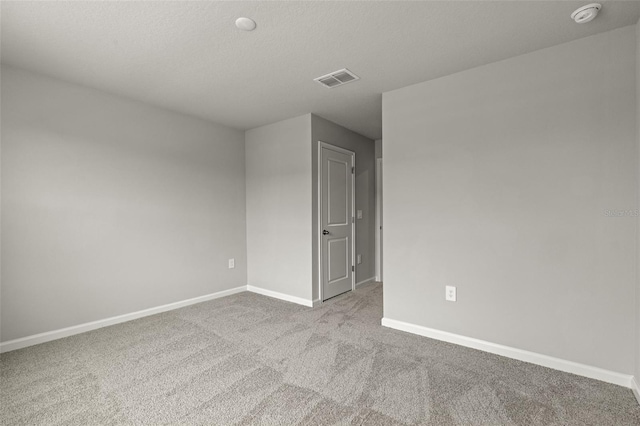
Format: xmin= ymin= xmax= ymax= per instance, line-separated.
xmin=1 ymin=282 xmax=639 ymax=425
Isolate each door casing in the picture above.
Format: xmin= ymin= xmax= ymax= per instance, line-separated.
xmin=317 ymin=141 xmax=355 ymax=303
xmin=375 ymin=158 xmax=383 ymax=282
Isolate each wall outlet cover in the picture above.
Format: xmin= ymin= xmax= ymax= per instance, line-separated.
xmin=228 ymin=259 xmax=235 ymax=269
xmin=445 ymin=285 xmax=456 ymax=302
xmin=357 ymin=254 xmax=362 ymax=264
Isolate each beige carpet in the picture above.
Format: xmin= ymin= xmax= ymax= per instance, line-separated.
xmin=1 ymin=283 xmax=639 ymax=425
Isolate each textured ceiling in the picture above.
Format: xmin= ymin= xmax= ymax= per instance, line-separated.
xmin=2 ymin=1 xmax=639 ymax=140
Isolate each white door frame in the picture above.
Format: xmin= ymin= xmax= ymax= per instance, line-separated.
xmin=375 ymin=158 xmax=383 ymax=282
xmin=317 ymin=141 xmax=356 ymax=303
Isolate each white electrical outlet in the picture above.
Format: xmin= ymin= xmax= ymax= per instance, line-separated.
xmin=357 ymin=210 xmax=363 ymax=219
xmin=357 ymin=254 xmax=362 ymax=264
xmin=445 ymin=286 xmax=456 ymax=302
xmin=228 ymin=258 xmax=235 ymax=269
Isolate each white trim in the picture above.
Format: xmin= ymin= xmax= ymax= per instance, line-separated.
xmin=312 ymin=298 xmax=322 ymax=307
xmin=317 ymin=141 xmax=356 ymax=303
xmin=631 ymin=377 xmax=640 ymax=405
xmin=356 ymin=276 xmax=376 ymax=288
xmin=313 ymin=141 xmax=324 ymax=301
xmin=375 ymin=158 xmax=383 ymax=282
xmin=246 ymin=285 xmax=313 ymax=307
xmin=317 ymin=141 xmax=323 ymax=303
xmin=0 ymin=286 xmax=247 ymax=353
xmin=381 ymin=317 xmax=634 ymax=389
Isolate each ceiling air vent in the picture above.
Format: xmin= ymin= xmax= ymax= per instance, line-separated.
xmin=314 ymin=68 xmax=360 ymax=89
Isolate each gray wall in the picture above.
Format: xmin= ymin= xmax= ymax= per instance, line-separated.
xmin=636 ymin=19 xmax=640 ymax=383
xmin=245 ymin=115 xmax=313 ymax=301
xmin=382 ymin=26 xmax=637 ymax=374
xmin=1 ymin=66 xmax=247 ymax=342
xmin=375 ymin=139 xmax=382 ymax=159
xmin=311 ymin=115 xmax=375 ymax=300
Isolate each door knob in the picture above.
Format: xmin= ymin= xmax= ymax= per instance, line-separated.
xmin=322 ymin=230 xmax=330 ymax=235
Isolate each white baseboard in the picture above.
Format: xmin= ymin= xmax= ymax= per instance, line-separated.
xmin=631 ymin=377 xmax=640 ymax=405
xmin=1 ymin=285 xmax=317 ymax=354
xmin=356 ymin=276 xmax=376 ymax=287
xmin=312 ymin=298 xmax=322 ymax=307
xmin=381 ymin=317 xmax=634 ymax=389
xmin=246 ymin=285 xmax=313 ymax=307
xmin=0 ymin=286 xmax=247 ymax=354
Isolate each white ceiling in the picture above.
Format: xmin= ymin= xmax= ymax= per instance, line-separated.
xmin=2 ymin=1 xmax=639 ymax=140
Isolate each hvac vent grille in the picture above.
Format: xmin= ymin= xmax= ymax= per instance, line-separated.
xmin=314 ymin=68 xmax=359 ymax=88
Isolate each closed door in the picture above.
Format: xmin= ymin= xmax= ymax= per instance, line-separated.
xmin=320 ymin=143 xmax=354 ymax=301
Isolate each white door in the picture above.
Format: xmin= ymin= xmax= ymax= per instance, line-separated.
xmin=320 ymin=143 xmax=354 ymax=301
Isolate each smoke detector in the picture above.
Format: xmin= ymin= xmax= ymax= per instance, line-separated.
xmin=314 ymin=69 xmax=360 ymax=89
xmin=571 ymin=3 xmax=601 ymax=24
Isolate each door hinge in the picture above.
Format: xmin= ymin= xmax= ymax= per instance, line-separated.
xmin=351 ymin=167 xmax=355 ymax=174
xmin=352 ymin=265 xmax=355 ymax=272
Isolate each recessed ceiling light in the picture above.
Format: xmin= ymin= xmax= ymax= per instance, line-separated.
xmin=571 ymin=3 xmax=601 ymax=24
xmin=235 ymin=17 xmax=256 ymax=31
